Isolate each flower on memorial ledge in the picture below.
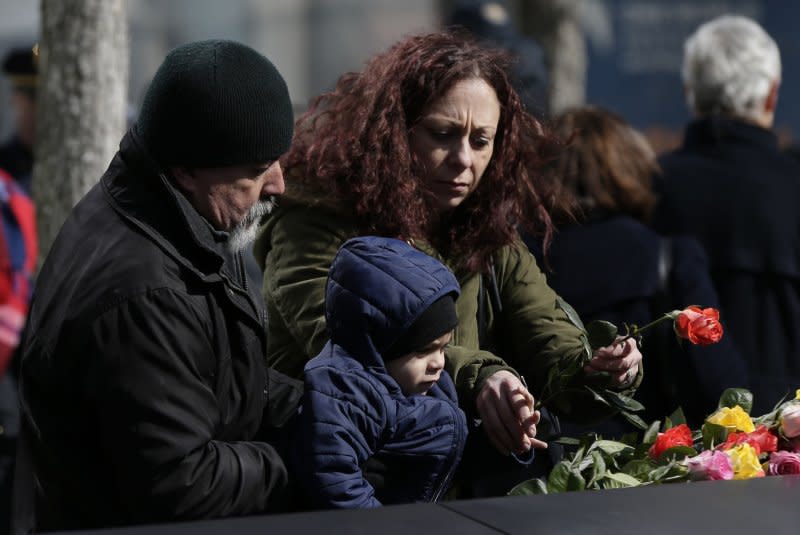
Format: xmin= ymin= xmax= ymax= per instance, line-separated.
xmin=767 ymin=451 xmax=800 ymax=475
xmin=686 ymin=450 xmax=734 ymax=481
xmin=779 ymin=404 xmax=800 ymax=439
xmin=726 ymin=443 xmax=765 ymax=480
xmin=508 ymin=387 xmax=800 ymax=497
xmin=721 ymin=425 xmax=778 ymax=455
xmin=706 ymin=405 xmax=755 ymax=433
xmin=648 ymin=424 xmax=693 ymax=460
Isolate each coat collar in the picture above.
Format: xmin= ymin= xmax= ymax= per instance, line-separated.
xmin=682 ymin=116 xmax=778 ymax=153
xmin=101 ymin=129 xmax=242 ymax=286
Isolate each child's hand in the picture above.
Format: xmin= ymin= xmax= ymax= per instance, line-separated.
xmin=510 ymin=386 xmax=548 ymax=452
xmin=476 ymin=371 xmax=548 ymax=456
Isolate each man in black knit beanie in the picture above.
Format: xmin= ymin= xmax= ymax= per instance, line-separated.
xmin=14 ymin=40 xmax=302 ymax=532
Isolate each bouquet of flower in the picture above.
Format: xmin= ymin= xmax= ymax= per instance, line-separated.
xmin=509 ymin=388 xmax=800 ymax=495
xmin=540 ymin=300 xmax=725 ymax=430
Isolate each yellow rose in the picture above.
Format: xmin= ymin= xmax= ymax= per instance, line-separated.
xmin=706 ymin=406 xmax=755 ymax=433
xmin=795 ymin=389 xmax=800 ymax=400
xmin=726 ymin=444 xmax=765 ymax=480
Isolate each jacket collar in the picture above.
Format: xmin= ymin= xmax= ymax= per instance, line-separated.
xmin=682 ymin=116 xmax=778 ymax=153
xmin=101 ymin=129 xmax=241 ymax=286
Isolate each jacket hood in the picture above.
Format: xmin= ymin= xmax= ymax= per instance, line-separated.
xmin=325 ymin=236 xmax=460 ymax=368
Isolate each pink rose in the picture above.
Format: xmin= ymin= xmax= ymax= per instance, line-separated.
xmin=780 ymin=404 xmax=800 ymax=439
xmin=767 ymin=450 xmax=800 ymax=475
xmin=686 ymin=450 xmax=734 ymax=481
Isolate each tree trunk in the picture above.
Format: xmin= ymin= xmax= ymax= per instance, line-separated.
xmin=34 ymin=0 xmax=128 ymax=263
xmin=519 ymin=0 xmax=586 ymax=115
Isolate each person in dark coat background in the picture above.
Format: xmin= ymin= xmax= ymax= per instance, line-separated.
xmin=294 ymin=237 xmax=494 ymax=508
xmin=0 ymin=46 xmax=37 ymax=194
xmin=526 ymin=107 xmax=748 ymax=430
xmin=14 ymin=40 xmax=302 ymax=533
xmin=652 ymin=15 xmax=800 ymax=414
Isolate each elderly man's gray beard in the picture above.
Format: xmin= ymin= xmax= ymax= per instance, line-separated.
xmin=227 ymin=196 xmax=277 ymax=253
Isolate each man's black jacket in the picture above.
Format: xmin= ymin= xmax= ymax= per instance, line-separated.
xmin=14 ymin=130 xmax=301 ymax=532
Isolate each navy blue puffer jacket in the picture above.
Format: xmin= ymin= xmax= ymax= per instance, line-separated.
xmin=293 ymin=237 xmax=468 ymax=508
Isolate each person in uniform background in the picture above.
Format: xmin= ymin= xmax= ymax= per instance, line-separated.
xmin=0 ymin=45 xmax=37 ymax=194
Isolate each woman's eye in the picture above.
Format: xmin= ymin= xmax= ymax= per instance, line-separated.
xmin=430 ymin=128 xmax=452 ymax=139
xmin=472 ymin=136 xmax=491 ymax=148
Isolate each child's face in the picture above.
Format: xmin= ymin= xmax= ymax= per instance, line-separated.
xmin=385 ymin=331 xmax=452 ymax=396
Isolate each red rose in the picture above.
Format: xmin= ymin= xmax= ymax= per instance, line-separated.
xmin=648 ymin=424 xmax=694 ymax=459
xmin=721 ymin=424 xmax=778 ymax=455
xmin=674 ymin=306 xmax=723 ymax=345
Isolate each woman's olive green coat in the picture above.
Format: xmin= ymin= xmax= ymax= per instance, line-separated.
xmin=255 ymin=192 xmax=637 ymax=415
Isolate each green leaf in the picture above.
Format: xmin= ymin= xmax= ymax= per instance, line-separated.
xmin=655 ymin=445 xmax=697 ymax=463
xmin=601 ymin=478 xmax=626 ymax=489
xmin=587 ymin=451 xmax=607 ymax=487
xmin=718 ymin=388 xmax=754 ymax=415
xmin=667 ymin=406 xmax=687 ymax=427
xmin=617 ymin=432 xmax=639 ymax=447
xmin=567 ymin=469 xmax=586 ymax=492
xmin=591 ymin=440 xmax=634 ymax=456
xmin=622 ymin=459 xmax=655 ymax=479
xmin=571 ymin=446 xmax=587 ymax=469
xmin=547 ymin=461 xmax=572 ymax=493
xmin=554 ymin=436 xmax=581 ymax=446
xmin=586 ymin=320 xmax=619 ymax=350
xmin=618 ymin=410 xmax=648 ymax=430
xmin=702 ymin=421 xmax=729 ymax=450
xmin=604 ymin=390 xmax=645 ymax=412
xmin=643 ymin=420 xmax=661 ymax=445
xmin=603 ymin=472 xmax=642 ymax=487
xmin=557 ymin=296 xmax=587 ymax=331
xmin=583 ymin=386 xmax=613 ymax=407
xmin=649 ymin=460 xmax=690 ymax=483
xmin=508 ymin=478 xmax=548 ymax=496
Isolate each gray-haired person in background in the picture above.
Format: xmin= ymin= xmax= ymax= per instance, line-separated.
xmin=13 ymin=40 xmax=302 ymax=533
xmin=652 ymin=15 xmax=800 ymax=414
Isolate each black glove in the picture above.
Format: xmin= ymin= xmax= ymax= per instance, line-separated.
xmin=360 ymin=456 xmax=388 ymax=491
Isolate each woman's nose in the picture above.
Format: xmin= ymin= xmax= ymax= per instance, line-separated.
xmin=448 ymin=137 xmax=473 ymax=169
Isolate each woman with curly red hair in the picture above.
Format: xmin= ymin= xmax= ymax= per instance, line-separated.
xmin=254 ymin=32 xmax=642 ymax=495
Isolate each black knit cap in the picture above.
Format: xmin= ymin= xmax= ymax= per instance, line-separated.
xmin=2 ymin=45 xmax=38 ymax=92
xmin=136 ymin=39 xmax=294 ymax=168
xmin=384 ymin=295 xmax=458 ymax=361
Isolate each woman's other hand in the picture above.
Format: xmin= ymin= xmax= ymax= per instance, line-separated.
xmin=585 ymin=337 xmax=642 ymax=387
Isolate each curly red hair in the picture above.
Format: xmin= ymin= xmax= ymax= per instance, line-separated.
xmin=285 ymin=31 xmax=566 ymax=273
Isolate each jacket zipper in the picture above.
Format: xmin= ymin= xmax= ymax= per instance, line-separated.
xmin=431 ymin=403 xmax=466 ymax=502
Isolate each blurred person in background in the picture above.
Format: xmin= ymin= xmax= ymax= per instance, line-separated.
xmin=0 ymin=45 xmax=38 ymax=535
xmin=652 ymin=15 xmax=800 ymax=414
xmin=445 ymin=0 xmax=549 ymax=119
xmin=0 ymin=46 xmax=37 ymax=194
xmin=255 ymin=31 xmax=643 ymax=497
xmin=526 ymin=106 xmax=748 ymax=432
xmin=14 ymin=40 xmax=301 ymax=533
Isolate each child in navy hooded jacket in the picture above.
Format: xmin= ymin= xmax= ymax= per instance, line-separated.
xmin=293 ymin=236 xmax=469 ymax=508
